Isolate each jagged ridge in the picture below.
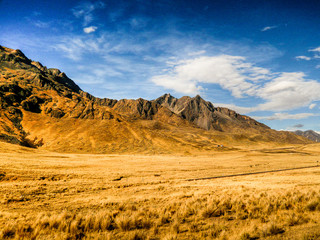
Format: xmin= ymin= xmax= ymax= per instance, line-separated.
xmin=155 ymin=93 xmax=269 ymax=132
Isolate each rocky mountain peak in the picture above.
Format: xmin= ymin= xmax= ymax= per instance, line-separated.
xmin=0 ymin=46 xmax=31 ymax=67
xmin=1 ymin=47 xmax=82 ymax=94
xmin=154 ymin=93 xmax=268 ymax=131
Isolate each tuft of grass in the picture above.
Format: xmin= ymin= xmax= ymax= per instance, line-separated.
xmin=201 ymin=206 xmax=222 ymax=218
xmin=239 ymin=232 xmax=251 ymax=240
xmin=115 ymin=214 xmax=132 ymax=231
xmin=206 ymin=223 xmax=225 ymax=238
xmin=286 ymin=212 xmax=308 ymax=226
xmin=126 ymin=230 xmax=147 ymax=240
xmin=261 ymin=222 xmax=285 ymax=237
xmin=162 ymin=233 xmax=178 ymax=240
xmin=0 ymin=223 xmax=16 ymax=239
xmin=15 ymin=224 xmax=33 ymax=239
xmin=306 ymin=199 xmax=320 ymax=211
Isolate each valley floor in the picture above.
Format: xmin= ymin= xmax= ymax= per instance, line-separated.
xmin=1 ymin=142 xmax=320 ymax=239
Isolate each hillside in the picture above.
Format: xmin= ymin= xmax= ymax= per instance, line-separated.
xmin=0 ymin=46 xmax=311 ymax=153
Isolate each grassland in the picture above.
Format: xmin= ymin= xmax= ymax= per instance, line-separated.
xmin=1 ymin=142 xmax=320 ymax=239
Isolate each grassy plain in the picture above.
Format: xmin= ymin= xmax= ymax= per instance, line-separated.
xmin=1 ymin=142 xmax=320 ymax=239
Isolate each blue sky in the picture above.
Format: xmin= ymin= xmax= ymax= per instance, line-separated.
xmin=1 ymin=0 xmax=320 ymax=132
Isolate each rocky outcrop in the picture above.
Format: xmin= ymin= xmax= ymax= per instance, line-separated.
xmin=113 ymin=98 xmax=160 ymax=119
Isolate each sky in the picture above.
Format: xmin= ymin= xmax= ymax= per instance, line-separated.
xmin=0 ymin=0 xmax=320 ymax=132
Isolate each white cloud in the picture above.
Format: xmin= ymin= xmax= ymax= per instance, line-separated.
xmin=151 ymin=55 xmax=271 ymax=97
xmin=261 ymin=26 xmax=277 ymax=32
xmin=309 ymin=46 xmax=320 ymax=52
xmin=151 ymin=56 xmax=320 ymax=112
xmin=309 ymin=103 xmax=316 ymax=109
xmin=316 ymin=65 xmax=320 ymax=69
xmin=253 ymin=112 xmax=319 ymax=121
xmin=72 ymin=1 xmax=105 ymax=26
xmin=295 ymin=56 xmax=311 ymax=61
xmin=83 ymin=26 xmax=97 ymax=33
xmin=256 ymin=72 xmax=320 ymax=111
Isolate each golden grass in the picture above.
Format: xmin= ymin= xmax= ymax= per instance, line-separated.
xmin=1 ymin=142 xmax=320 ymax=239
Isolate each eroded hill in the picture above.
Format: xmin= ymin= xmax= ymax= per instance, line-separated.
xmin=0 ymin=46 xmax=310 ymax=153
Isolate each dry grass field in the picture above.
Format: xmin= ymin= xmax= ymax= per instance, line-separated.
xmin=1 ymin=142 xmax=320 ymax=239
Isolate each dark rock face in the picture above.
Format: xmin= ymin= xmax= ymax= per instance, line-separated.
xmin=21 ymin=96 xmax=44 ymax=113
xmin=155 ymin=94 xmax=269 ymax=132
xmin=294 ymin=130 xmax=320 ymax=142
xmin=113 ymin=98 xmax=161 ymax=120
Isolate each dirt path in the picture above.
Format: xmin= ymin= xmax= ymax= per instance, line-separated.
xmin=186 ymin=165 xmax=320 ymax=181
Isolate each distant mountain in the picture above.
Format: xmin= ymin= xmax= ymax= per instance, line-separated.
xmin=0 ymin=46 xmax=310 ymax=153
xmin=154 ymin=93 xmax=269 ymax=132
xmin=294 ymin=130 xmax=320 ymax=142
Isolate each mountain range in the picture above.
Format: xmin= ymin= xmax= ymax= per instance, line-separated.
xmin=0 ymin=46 xmax=311 ymax=154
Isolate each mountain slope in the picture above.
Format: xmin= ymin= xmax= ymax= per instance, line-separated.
xmin=0 ymin=46 xmax=311 ymax=153
xmin=294 ymin=130 xmax=320 ymax=142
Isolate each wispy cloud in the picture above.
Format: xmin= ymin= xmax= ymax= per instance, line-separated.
xmin=295 ymin=56 xmax=311 ymax=61
xmin=256 ymin=72 xmax=320 ymax=111
xmin=261 ymin=26 xmax=277 ymax=32
xmin=293 ymin=124 xmax=304 ymax=128
xmin=72 ymin=1 xmax=105 ymax=26
xmin=297 ymin=47 xmax=320 ymax=69
xmin=54 ymin=36 xmax=101 ymax=60
xmin=83 ymin=26 xmax=97 ymax=33
xmin=31 ymin=20 xmax=52 ymax=28
xmin=309 ymin=103 xmax=316 ymax=109
xmin=188 ymin=50 xmax=206 ymax=56
xmin=253 ymin=112 xmax=319 ymax=120
xmin=129 ymin=17 xmax=148 ymax=29
xmin=309 ymin=46 xmax=320 ymax=52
